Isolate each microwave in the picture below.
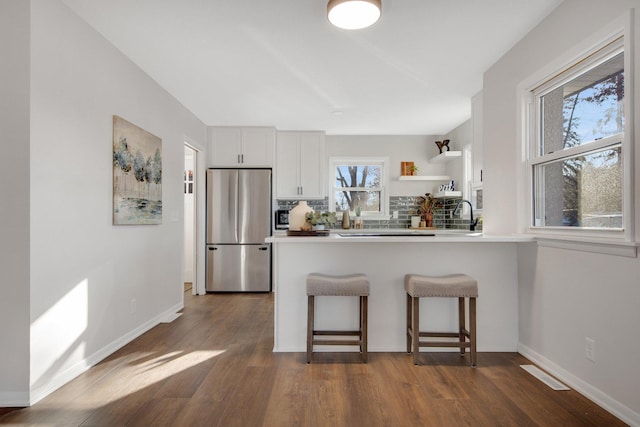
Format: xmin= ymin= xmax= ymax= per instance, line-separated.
xmin=275 ymin=209 xmax=289 ymax=229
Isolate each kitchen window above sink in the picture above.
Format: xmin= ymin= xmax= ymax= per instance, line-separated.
xmin=329 ymin=157 xmax=390 ymax=219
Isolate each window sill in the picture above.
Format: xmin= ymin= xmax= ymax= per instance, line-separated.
xmin=534 ymin=235 xmax=637 ymax=258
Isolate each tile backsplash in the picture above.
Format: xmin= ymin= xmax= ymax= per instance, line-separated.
xmin=276 ymin=196 xmax=482 ymax=231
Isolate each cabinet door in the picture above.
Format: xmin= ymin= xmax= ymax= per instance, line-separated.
xmin=241 ymin=127 xmax=274 ymax=167
xmin=275 ymin=132 xmax=301 ymax=198
xmin=299 ymin=132 xmax=325 ymax=198
xmin=209 ymin=127 xmax=242 ymax=166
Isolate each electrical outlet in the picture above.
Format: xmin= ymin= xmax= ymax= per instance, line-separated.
xmin=130 ymin=298 xmax=137 ymax=314
xmin=585 ymin=337 xmax=596 ymax=362
xmin=392 ymin=211 xmax=398 ymax=219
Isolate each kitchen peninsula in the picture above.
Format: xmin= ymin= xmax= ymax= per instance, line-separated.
xmin=266 ymin=231 xmax=534 ymax=353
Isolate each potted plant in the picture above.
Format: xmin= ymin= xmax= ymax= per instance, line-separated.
xmin=304 ymin=211 xmax=337 ymax=231
xmin=416 ymin=193 xmax=438 ymax=228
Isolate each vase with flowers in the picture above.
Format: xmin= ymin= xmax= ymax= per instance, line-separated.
xmin=416 ymin=193 xmax=438 ymax=228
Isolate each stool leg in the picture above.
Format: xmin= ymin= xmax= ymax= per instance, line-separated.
xmin=458 ymin=297 xmax=466 ymax=356
xmin=406 ymin=293 xmax=412 ymax=353
xmin=412 ymin=296 xmax=420 ymax=365
xmin=359 ymin=296 xmax=363 ymax=354
xmin=361 ymin=295 xmax=368 ymax=363
xmin=470 ymin=297 xmax=477 ymax=367
xmin=307 ymin=295 xmax=314 ymax=364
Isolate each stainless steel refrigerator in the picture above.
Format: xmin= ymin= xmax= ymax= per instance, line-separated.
xmin=206 ymin=168 xmax=272 ymax=292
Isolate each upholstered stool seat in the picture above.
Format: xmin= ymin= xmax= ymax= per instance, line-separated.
xmin=405 ymin=273 xmax=478 ymax=366
xmin=307 ymin=273 xmax=370 ymax=363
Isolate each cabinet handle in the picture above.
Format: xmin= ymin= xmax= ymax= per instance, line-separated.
xmin=241 ymin=154 xmax=244 ymax=163
xmin=237 ymin=154 xmax=241 ymax=164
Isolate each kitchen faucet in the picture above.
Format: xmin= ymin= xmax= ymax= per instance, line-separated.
xmin=452 ymin=199 xmax=478 ymax=231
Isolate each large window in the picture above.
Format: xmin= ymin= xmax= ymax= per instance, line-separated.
xmin=329 ymin=157 xmax=389 ymax=217
xmin=530 ymin=39 xmax=627 ymax=234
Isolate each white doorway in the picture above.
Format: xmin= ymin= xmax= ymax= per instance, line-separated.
xmin=184 ymin=145 xmax=197 ymax=295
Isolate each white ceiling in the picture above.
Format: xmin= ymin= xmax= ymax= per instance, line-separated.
xmin=61 ymin=0 xmax=563 ymax=135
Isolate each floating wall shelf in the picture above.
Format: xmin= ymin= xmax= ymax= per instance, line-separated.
xmin=398 ymin=175 xmax=450 ymax=181
xmin=435 ymin=191 xmax=462 ymax=198
xmin=430 ymin=151 xmax=462 ymax=164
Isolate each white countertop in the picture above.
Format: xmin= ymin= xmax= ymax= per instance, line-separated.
xmin=267 ymin=229 xmax=533 ymax=243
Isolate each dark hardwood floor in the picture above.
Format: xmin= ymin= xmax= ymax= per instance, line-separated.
xmin=0 ymin=291 xmax=626 ymax=426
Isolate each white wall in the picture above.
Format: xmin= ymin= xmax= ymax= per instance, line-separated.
xmin=24 ymin=0 xmax=207 ymax=404
xmin=484 ymin=0 xmax=640 ymax=423
xmin=0 ymin=0 xmax=31 ymax=405
xmin=326 ymin=135 xmax=452 ymax=196
xmin=444 ymin=119 xmax=471 ymax=193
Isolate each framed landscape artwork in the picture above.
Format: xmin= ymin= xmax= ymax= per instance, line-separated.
xmin=112 ymin=115 xmax=162 ymax=225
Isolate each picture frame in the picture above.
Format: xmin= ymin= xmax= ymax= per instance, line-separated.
xmin=112 ymin=115 xmax=162 ymax=225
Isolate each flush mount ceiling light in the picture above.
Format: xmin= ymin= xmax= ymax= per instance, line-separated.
xmin=327 ymin=0 xmax=381 ymax=30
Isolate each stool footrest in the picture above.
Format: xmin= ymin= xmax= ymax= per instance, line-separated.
xmin=313 ymin=330 xmax=361 ymax=336
xmin=418 ymin=331 xmax=464 ymax=338
xmin=313 ymin=339 xmax=362 ymax=346
xmin=419 ymin=341 xmax=471 ymax=348
xmin=407 ymin=329 xmax=471 ymax=338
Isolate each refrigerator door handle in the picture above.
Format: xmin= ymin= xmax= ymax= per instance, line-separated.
xmin=258 ymin=246 xmax=268 ymax=251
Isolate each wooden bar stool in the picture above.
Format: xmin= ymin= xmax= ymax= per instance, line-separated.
xmin=306 ymin=273 xmax=370 ymax=363
xmin=405 ymin=273 xmax=478 ymax=366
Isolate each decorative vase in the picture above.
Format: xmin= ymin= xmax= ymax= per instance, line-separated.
xmin=425 ymin=212 xmax=433 ymax=228
xmin=289 ymin=201 xmax=313 ymax=231
xmin=341 ymin=210 xmax=351 ymax=229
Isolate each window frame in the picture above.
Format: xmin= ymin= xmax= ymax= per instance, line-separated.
xmin=525 ymin=35 xmax=634 ymax=243
xmin=328 ymin=156 xmax=390 ymax=219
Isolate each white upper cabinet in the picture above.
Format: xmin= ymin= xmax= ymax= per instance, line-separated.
xmin=275 ymin=131 xmax=325 ymax=199
xmin=208 ymin=126 xmax=275 ymax=167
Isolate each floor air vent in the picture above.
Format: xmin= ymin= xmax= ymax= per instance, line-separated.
xmin=520 ymin=365 xmax=570 ymax=390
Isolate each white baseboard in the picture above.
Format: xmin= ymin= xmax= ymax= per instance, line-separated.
xmin=518 ymin=343 xmax=640 ymax=427
xmin=27 ymin=302 xmax=184 ymax=406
